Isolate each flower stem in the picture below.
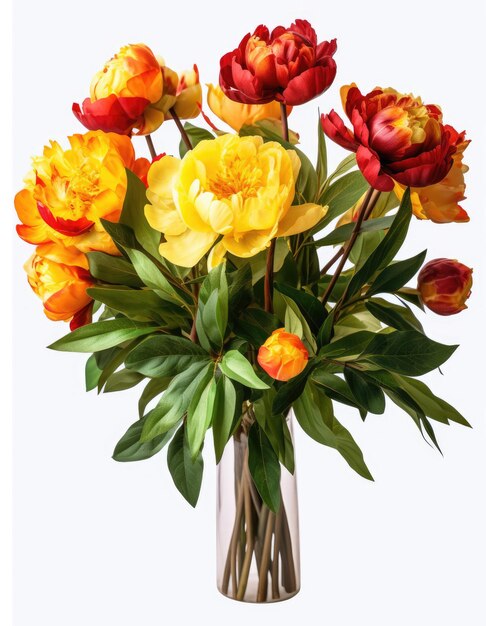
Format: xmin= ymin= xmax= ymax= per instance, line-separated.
xmin=321 ymin=188 xmax=381 ymax=306
xmin=280 ymin=103 xmax=290 ymax=143
xmin=169 ymin=107 xmax=193 ymax=151
xmin=264 ymin=241 xmax=276 ymax=313
xmin=320 ymin=246 xmax=344 ymax=276
xmin=145 ymin=134 xmax=157 ymax=160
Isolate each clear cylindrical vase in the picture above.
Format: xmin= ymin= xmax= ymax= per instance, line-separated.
xmin=216 ymin=409 xmax=300 ymax=603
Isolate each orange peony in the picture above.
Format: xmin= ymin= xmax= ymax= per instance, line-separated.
xmin=15 ymin=131 xmax=140 ymax=255
xmin=25 ymin=242 xmax=94 ymax=329
xmin=257 ymin=329 xmax=309 ymax=381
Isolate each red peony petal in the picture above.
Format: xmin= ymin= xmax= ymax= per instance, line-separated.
xmin=37 ymin=201 xmax=94 ymax=236
xmin=356 ymin=145 xmax=394 ymax=191
xmin=70 ymin=301 xmax=94 ymax=330
xmin=321 ymin=110 xmax=359 ymax=152
xmin=282 ymin=64 xmax=336 ymax=105
xmin=72 ymin=95 xmax=149 ymax=135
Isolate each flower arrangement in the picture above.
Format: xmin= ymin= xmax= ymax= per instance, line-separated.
xmin=15 ymin=18 xmax=473 ymax=604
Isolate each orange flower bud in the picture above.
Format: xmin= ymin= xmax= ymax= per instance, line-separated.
xmin=149 ymin=64 xmax=202 ymax=123
xmin=418 ymin=258 xmax=473 ymax=315
xmin=257 ymin=329 xmax=308 ymax=381
xmin=25 ymin=242 xmax=94 ymax=329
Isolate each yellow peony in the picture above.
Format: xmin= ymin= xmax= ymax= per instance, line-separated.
xmin=207 ymin=84 xmax=291 ymax=132
xmin=15 ymin=130 xmax=138 ymax=255
xmin=145 ymin=134 xmax=325 ymax=268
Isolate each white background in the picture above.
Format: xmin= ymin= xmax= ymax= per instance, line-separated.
xmin=8 ymin=0 xmax=486 ymax=624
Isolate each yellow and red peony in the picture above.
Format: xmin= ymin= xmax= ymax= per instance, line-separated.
xmin=15 ymin=130 xmax=140 ymax=255
xmin=257 ymin=328 xmax=309 ymax=381
xmin=418 ymin=258 xmax=472 ymax=316
xmin=145 ymin=134 xmax=325 ymax=268
xmin=25 ymin=242 xmax=94 ymax=329
xmin=394 ymin=127 xmax=470 ymax=223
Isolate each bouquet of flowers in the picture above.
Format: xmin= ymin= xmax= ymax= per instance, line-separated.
xmin=15 ymin=18 xmax=473 ymax=604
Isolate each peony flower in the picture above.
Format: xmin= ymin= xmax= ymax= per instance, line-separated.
xmin=207 ymin=83 xmax=292 ymax=132
xmin=257 ymin=328 xmax=308 ymax=381
xmin=418 ymin=258 xmax=472 ymax=315
xmin=25 ymin=242 xmax=94 ymax=330
xmin=322 ymin=84 xmax=458 ymax=192
xmin=144 ymin=134 xmax=326 ymax=268
xmin=394 ymin=127 xmax=470 ymax=223
xmin=219 ymin=19 xmax=337 ymax=106
xmin=15 ymin=131 xmax=140 ymax=255
xmin=73 ymin=43 xmax=164 ymax=135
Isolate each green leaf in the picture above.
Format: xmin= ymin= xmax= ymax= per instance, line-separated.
xmin=124 ymin=248 xmax=188 ymax=306
xmin=120 ymin=169 xmax=160 ymax=257
xmin=113 ymin=417 xmax=175 ymax=462
xmin=349 ymin=230 xmax=385 ymax=270
xmin=196 ymin=263 xmax=229 ymax=351
xmin=254 ymin=391 xmax=294 ymax=474
xmin=273 ymin=291 xmax=316 ymax=351
xmin=274 ymin=283 xmax=326 ymax=334
xmin=141 ymin=362 xmax=210 ymax=442
xmin=293 ymin=382 xmax=373 ymax=480
xmin=313 ymin=215 xmax=395 ymax=248
xmin=361 ymin=330 xmax=457 ymax=376
xmin=367 ymin=250 xmax=427 ymax=296
xmin=220 ymin=350 xmax=269 ymax=389
xmin=212 ymin=376 xmax=239 ymax=463
xmin=345 ymin=188 xmax=413 ymax=301
xmin=326 ymin=153 xmax=357 ymax=183
xmin=97 ymin=341 xmax=139 ymax=393
xmin=87 ymin=252 xmax=144 ymax=288
xmin=318 ymin=170 xmax=368 ymax=227
xmin=88 ymin=286 xmax=185 ymax=324
xmin=233 ymin=308 xmax=279 ymax=347
xmin=126 ymin=335 xmax=209 ymax=377
xmin=390 ymin=374 xmax=471 ymax=427
xmin=85 ymin=354 xmax=102 ymax=391
xmin=100 ymin=220 xmax=141 ymax=255
xmin=365 ymin=299 xmax=424 ymax=333
xmin=316 ymin=112 xmax=328 ymax=186
xmin=179 ymin=123 xmax=214 ymax=158
xmin=272 ymin=363 xmax=314 ymax=415
xmin=186 ymin=375 xmax=218 ymax=459
xmin=48 ymin=319 xmax=156 ymax=353
xmin=319 ymin=330 xmax=375 ymax=360
xmin=396 ymin=288 xmax=425 ymax=311
xmin=248 ymin=423 xmax=281 ymax=512
xmin=138 ymin=377 xmax=171 ymax=418
xmin=167 ymin=424 xmax=204 ymax=507
xmin=343 ymin=367 xmax=385 ymax=414
xmin=312 ymin=370 xmax=366 ymax=416
xmin=103 ymin=369 xmax=145 ymax=393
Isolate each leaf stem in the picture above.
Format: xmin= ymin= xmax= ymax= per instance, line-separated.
xmin=145 ymin=134 xmax=157 ymax=160
xmin=169 ymin=107 xmax=193 ymax=151
xmin=321 ymin=188 xmax=381 ymax=307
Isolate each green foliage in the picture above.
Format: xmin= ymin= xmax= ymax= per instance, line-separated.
xmin=219 ymin=350 xmax=269 ymax=389
xmin=196 ymin=264 xmax=228 ymax=351
xmin=293 ymin=380 xmax=373 ymax=480
xmin=248 ymin=423 xmax=281 ymax=512
xmin=113 ymin=418 xmax=175 ymax=462
xmin=179 ymin=123 xmax=215 ymax=157
xmin=167 ymin=424 xmax=204 ymax=507
xmin=212 ymin=376 xmax=240 ymax=463
xmin=48 ymin=319 xmax=156 ymax=353
xmin=125 ymin=335 xmax=210 ymax=377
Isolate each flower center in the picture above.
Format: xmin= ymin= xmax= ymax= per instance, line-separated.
xmin=208 ymin=155 xmax=262 ymax=200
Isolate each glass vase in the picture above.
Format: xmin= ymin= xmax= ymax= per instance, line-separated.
xmin=216 ymin=407 xmax=300 ymax=603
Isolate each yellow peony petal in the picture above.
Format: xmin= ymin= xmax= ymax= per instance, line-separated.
xmin=222 ymin=230 xmax=272 ymax=258
xmin=159 ymin=229 xmax=217 ymax=267
xmin=207 ymin=241 xmax=227 ymax=269
xmin=147 ymin=156 xmax=181 ymax=200
xmin=276 ymin=203 xmax=327 ymax=237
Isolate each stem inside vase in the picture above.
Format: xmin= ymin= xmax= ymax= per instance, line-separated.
xmin=216 ymin=416 xmax=300 ymax=603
